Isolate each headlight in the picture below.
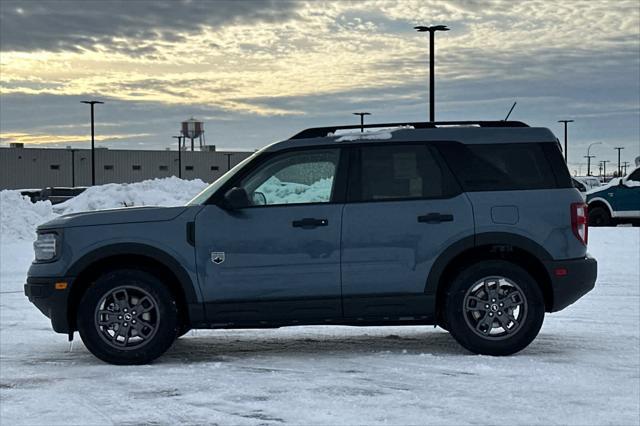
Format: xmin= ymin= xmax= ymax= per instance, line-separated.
xmin=34 ymin=233 xmax=58 ymax=261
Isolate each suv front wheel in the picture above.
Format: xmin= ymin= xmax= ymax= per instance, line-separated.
xmin=77 ymin=269 xmax=178 ymax=365
xmin=444 ymin=260 xmax=545 ymax=356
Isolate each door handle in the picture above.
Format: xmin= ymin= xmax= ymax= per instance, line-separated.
xmin=418 ymin=213 xmax=454 ymax=223
xmin=292 ymin=218 xmax=328 ymax=229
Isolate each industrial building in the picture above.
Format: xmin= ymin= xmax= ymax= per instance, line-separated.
xmin=0 ymin=145 xmax=253 ymax=190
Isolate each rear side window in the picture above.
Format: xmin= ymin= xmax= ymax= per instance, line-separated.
xmin=438 ymin=142 xmax=568 ymax=191
xmin=349 ymin=144 xmax=460 ymax=202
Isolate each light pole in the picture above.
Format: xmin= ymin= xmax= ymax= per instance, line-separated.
xmin=585 ymin=142 xmax=602 ymax=176
xmin=353 ymin=112 xmax=371 ymax=132
xmin=414 ymin=25 xmax=449 ymax=122
xmin=614 ymin=147 xmax=624 ymax=176
xmin=81 ymin=100 xmax=104 ymax=186
xmin=558 ymin=119 xmax=574 ymax=163
xmin=172 ymin=136 xmax=183 ymax=179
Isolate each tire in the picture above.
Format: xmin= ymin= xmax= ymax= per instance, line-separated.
xmin=443 ymin=260 xmax=545 ymax=356
xmin=77 ymin=269 xmax=178 ymax=365
xmin=589 ymin=206 xmax=611 ymax=227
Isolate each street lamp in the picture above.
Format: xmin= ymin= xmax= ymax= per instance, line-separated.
xmin=585 ymin=142 xmax=602 ymax=176
xmin=353 ymin=112 xmax=371 ymax=132
xmin=414 ymin=25 xmax=450 ymax=122
xmin=81 ymin=100 xmax=104 ymax=186
xmin=558 ymin=120 xmax=574 ymax=163
xmin=614 ymin=147 xmax=624 ymax=176
xmin=172 ymin=136 xmax=183 ymax=179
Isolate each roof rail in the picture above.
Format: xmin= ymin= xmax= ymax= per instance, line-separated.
xmin=288 ymin=120 xmax=529 ymax=140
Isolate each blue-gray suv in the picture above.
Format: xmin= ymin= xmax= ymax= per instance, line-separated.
xmin=25 ymin=121 xmax=597 ymax=364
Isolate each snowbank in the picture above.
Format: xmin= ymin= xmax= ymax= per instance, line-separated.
xmin=0 ymin=191 xmax=56 ymax=242
xmin=0 ymin=177 xmax=208 ymax=242
xmin=54 ymin=176 xmax=207 ymax=214
xmin=258 ymin=176 xmax=333 ymax=204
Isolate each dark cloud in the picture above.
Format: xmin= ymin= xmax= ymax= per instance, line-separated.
xmin=0 ymin=0 xmax=299 ymax=54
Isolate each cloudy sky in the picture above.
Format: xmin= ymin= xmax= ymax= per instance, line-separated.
xmin=1 ymin=0 xmax=638 ymax=174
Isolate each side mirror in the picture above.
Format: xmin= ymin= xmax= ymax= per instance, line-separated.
xmin=222 ymin=187 xmax=250 ymax=210
xmin=618 ymin=179 xmax=625 ymax=187
xmin=252 ymin=191 xmax=267 ymax=206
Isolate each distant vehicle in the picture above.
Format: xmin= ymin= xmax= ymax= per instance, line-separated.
xmin=572 ymin=178 xmax=587 ymax=200
xmin=36 ymin=187 xmax=87 ymax=204
xmin=574 ymin=176 xmax=601 ymax=191
xmin=587 ymin=167 xmax=640 ymax=226
xmin=25 ymin=120 xmax=597 ymax=364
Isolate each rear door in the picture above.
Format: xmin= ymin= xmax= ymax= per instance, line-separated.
xmin=340 ymin=143 xmax=475 ymax=319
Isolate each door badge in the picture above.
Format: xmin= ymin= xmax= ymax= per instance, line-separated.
xmin=211 ymin=252 xmax=225 ymax=264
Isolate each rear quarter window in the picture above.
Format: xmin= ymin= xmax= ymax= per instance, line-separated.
xmin=437 ymin=142 xmax=571 ymax=191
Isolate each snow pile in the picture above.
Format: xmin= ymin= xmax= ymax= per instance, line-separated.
xmin=333 ymin=126 xmax=412 ymax=142
xmin=0 ymin=177 xmax=209 ymax=242
xmin=0 ymin=191 xmax=56 ymax=242
xmin=54 ymin=177 xmax=207 ymax=214
xmin=258 ymin=176 xmax=333 ymax=204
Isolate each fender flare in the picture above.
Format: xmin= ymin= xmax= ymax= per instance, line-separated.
xmin=424 ymin=232 xmax=553 ymax=294
xmin=587 ymin=197 xmax=615 ymax=217
xmin=67 ymin=243 xmax=199 ymax=304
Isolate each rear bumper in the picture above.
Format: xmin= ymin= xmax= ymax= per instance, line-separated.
xmin=545 ymin=255 xmax=597 ymax=312
xmin=24 ymin=277 xmax=72 ymax=334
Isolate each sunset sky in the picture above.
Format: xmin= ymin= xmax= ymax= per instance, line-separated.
xmin=1 ymin=0 xmax=638 ymax=174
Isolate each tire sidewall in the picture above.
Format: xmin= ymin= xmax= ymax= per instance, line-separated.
xmin=77 ymin=269 xmax=178 ymax=365
xmin=589 ymin=206 xmax=611 ymax=227
xmin=444 ymin=260 xmax=545 ymax=356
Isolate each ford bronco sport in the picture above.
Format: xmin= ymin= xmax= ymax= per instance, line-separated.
xmin=25 ymin=121 xmax=597 ymax=364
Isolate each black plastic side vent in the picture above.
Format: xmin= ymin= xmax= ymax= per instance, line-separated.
xmin=186 ymin=222 xmax=196 ymax=246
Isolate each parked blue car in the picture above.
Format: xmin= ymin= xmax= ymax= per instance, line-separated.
xmin=25 ymin=121 xmax=597 ymax=364
xmin=587 ymin=166 xmax=640 ymax=226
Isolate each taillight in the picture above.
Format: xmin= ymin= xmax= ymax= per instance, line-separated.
xmin=571 ymin=203 xmax=588 ymax=245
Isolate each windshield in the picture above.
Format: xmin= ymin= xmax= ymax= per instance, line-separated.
xmin=187 ymin=150 xmax=262 ymax=205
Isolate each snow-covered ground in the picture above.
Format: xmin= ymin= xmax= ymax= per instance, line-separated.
xmin=1 ymin=180 xmax=639 ymax=425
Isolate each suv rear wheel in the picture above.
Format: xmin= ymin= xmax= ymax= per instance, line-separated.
xmin=444 ymin=260 xmax=545 ymax=356
xmin=77 ymin=269 xmax=178 ymax=365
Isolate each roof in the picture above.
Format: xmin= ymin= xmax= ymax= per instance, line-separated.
xmin=266 ymin=121 xmax=558 ymax=152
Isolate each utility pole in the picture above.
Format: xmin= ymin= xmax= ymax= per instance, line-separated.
xmin=614 ymin=147 xmax=624 ymax=176
xmin=600 ymin=160 xmax=610 ymax=179
xmin=414 ymin=25 xmax=450 ymax=121
xmin=622 ymin=161 xmax=630 ymax=175
xmin=81 ymin=100 xmax=104 ymax=186
xmin=172 ymin=136 xmax=183 ymax=179
xmin=558 ymin=120 xmax=574 ymax=163
xmin=585 ymin=155 xmax=596 ymax=176
xmin=585 ymin=142 xmax=602 ymax=176
xmin=353 ymin=112 xmax=371 ymax=132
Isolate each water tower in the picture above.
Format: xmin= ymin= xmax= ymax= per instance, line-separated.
xmin=181 ymin=117 xmax=206 ymax=151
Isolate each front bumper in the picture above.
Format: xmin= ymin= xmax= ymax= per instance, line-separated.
xmin=24 ymin=277 xmax=72 ymax=334
xmin=545 ymin=255 xmax=597 ymax=312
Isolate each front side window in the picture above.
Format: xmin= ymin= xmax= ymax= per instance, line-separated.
xmin=238 ymin=149 xmax=339 ymax=206
xmin=627 ymin=169 xmax=640 ymax=182
xmin=351 ymin=144 xmax=457 ymax=201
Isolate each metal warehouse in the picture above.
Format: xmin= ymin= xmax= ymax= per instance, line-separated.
xmin=0 ymin=146 xmax=253 ymax=190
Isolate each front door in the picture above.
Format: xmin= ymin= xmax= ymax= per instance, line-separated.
xmin=341 ymin=143 xmax=474 ymax=319
xmin=195 ymin=148 xmax=344 ymax=325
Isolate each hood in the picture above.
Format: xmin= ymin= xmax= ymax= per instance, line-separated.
xmin=37 ymin=206 xmax=189 ymax=230
xmin=586 ymin=178 xmax=621 ymax=196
